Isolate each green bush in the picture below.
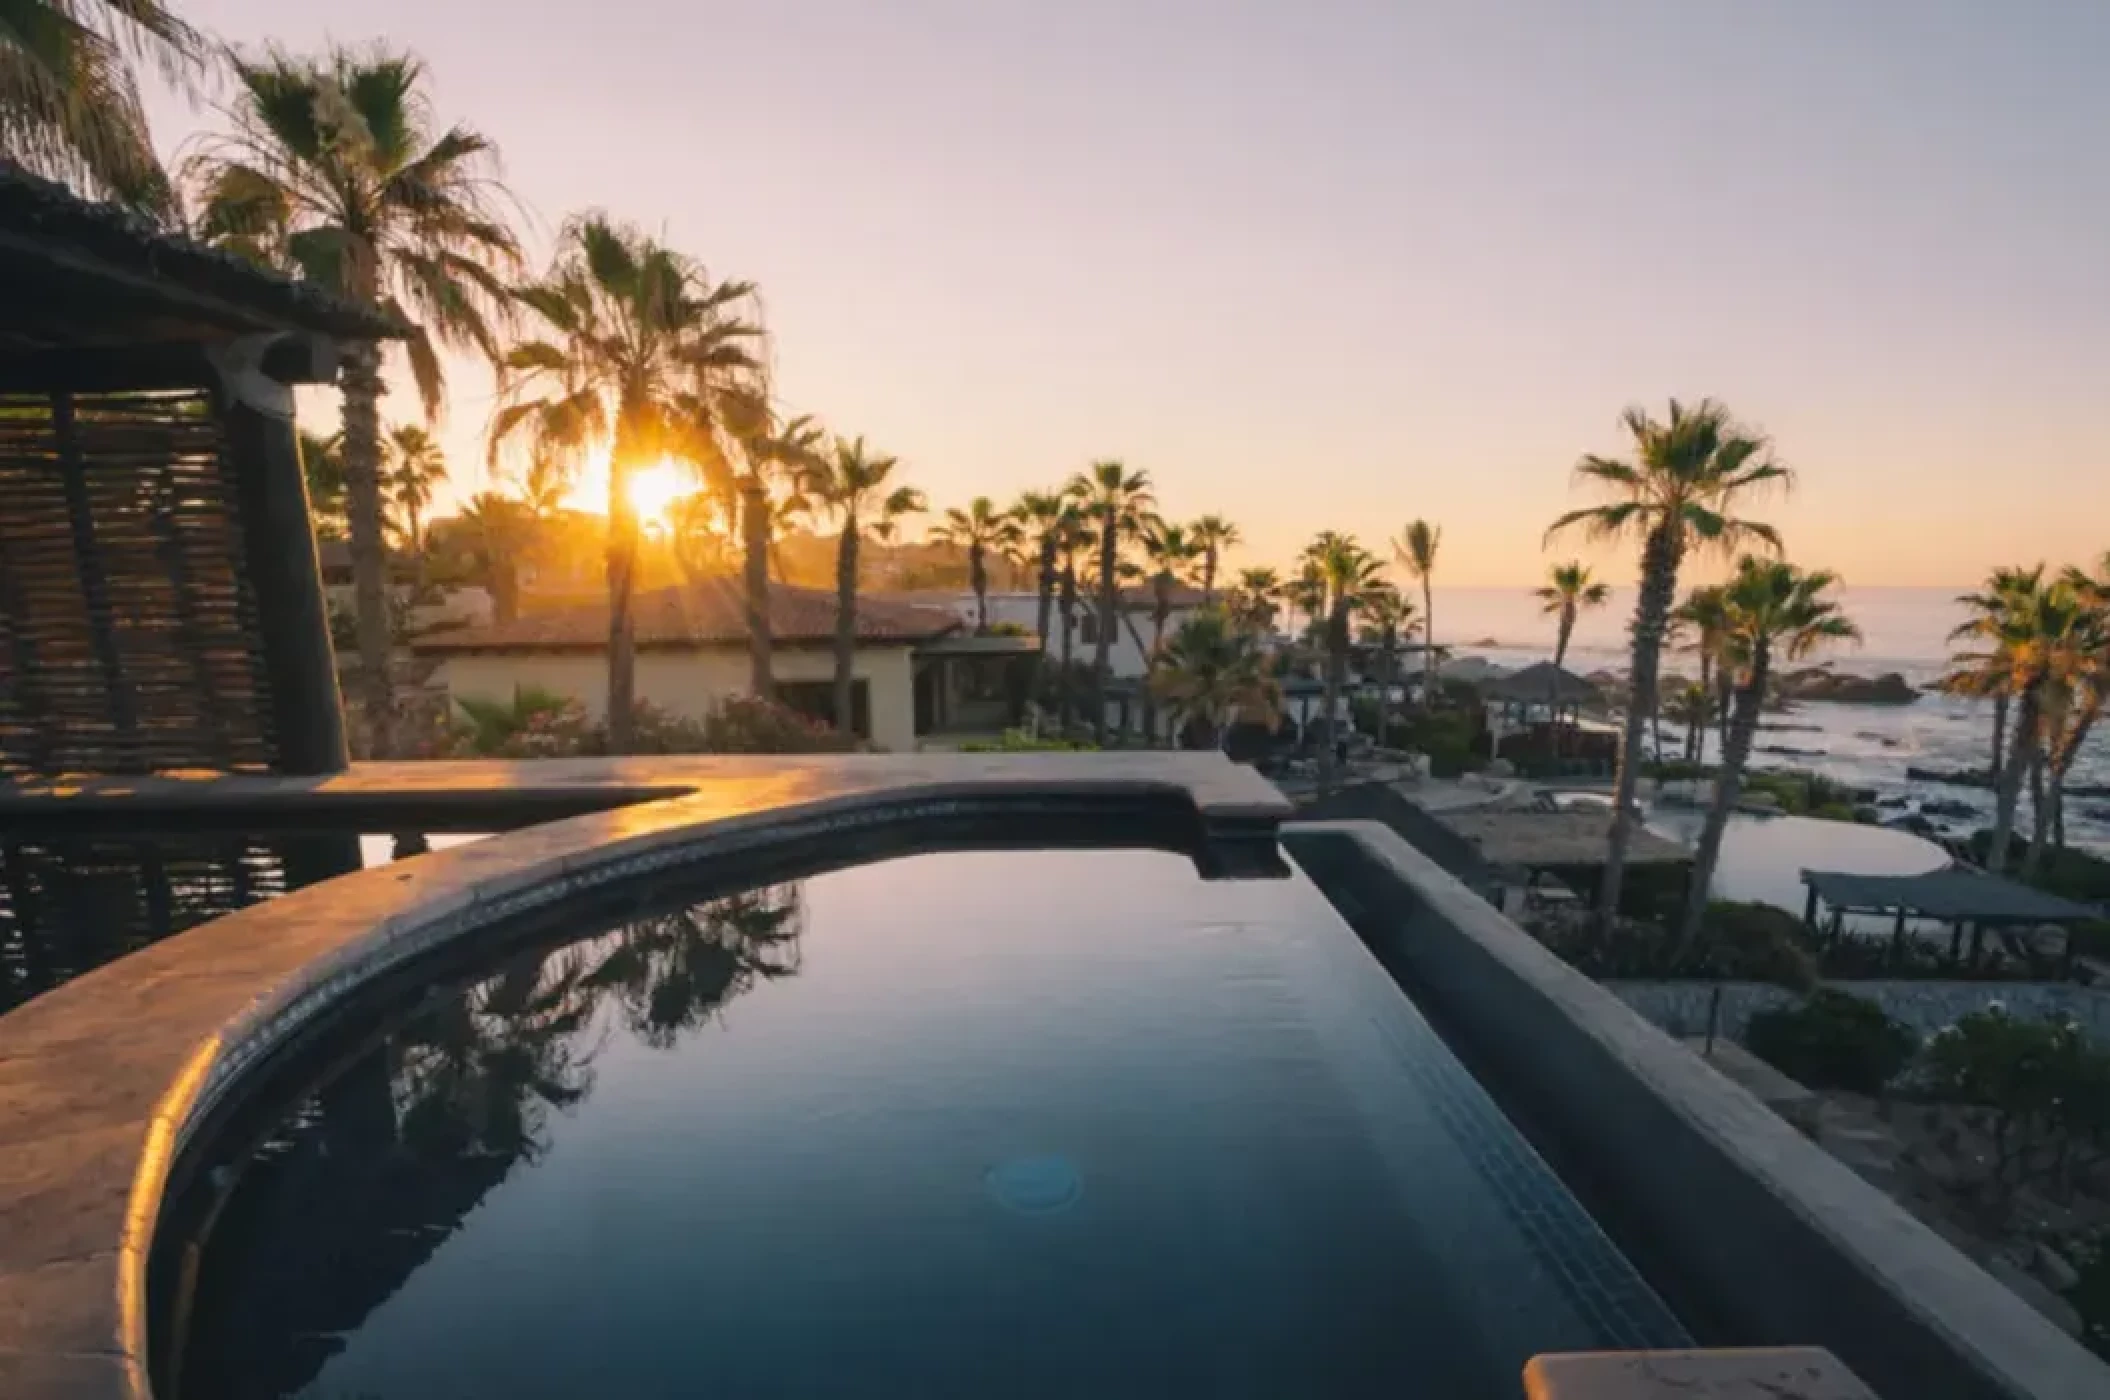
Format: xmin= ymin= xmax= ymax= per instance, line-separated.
xmin=1528 ymin=902 xmax=1814 ymax=987
xmin=958 ymin=728 xmax=1098 ymax=753
xmin=447 ymin=693 xmax=852 ymax=758
xmin=1746 ymin=990 xmax=1918 ymax=1094
xmin=1919 ymin=1006 xmax=2110 ymax=1207
xmin=2068 ymin=1234 xmax=2110 ymax=1360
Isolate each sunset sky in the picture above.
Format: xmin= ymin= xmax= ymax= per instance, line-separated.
xmin=147 ymin=1 xmax=2110 ymax=586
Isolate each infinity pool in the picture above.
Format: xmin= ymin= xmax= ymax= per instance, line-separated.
xmin=164 ymin=845 xmax=1684 ymax=1398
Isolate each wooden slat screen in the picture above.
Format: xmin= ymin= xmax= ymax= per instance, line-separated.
xmin=0 ymin=836 xmax=293 ymax=1012
xmin=0 ymin=389 xmax=280 ymax=776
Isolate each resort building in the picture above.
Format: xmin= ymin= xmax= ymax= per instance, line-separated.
xmin=874 ymin=585 xmax=1209 ymax=678
xmin=414 ymin=577 xmax=1031 ymax=750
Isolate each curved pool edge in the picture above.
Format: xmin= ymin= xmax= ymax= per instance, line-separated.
xmin=0 ymin=754 xmax=1286 ymax=1399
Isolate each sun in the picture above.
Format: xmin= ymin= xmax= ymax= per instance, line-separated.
xmin=623 ymin=459 xmax=691 ymax=529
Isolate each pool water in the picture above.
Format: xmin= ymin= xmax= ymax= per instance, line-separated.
xmin=168 ymin=847 xmax=1684 ymax=1399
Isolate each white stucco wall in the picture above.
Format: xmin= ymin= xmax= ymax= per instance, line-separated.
xmin=431 ymin=644 xmax=919 ymax=752
xmin=930 ymin=591 xmax=1199 ymax=679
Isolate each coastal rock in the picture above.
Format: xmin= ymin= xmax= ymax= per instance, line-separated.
xmin=1853 ymin=730 xmax=1902 ymax=749
xmin=1920 ymin=798 xmax=1979 ymax=819
xmin=1876 ymin=795 xmax=1911 ymax=809
xmin=1908 ymin=765 xmax=1994 ymax=791
xmin=1885 ymin=814 xmax=1941 ymax=836
xmin=1779 ymin=669 xmax=1918 ymax=705
xmin=1759 ymin=744 xmax=1825 ymax=757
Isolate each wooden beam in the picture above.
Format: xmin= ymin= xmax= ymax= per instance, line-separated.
xmin=0 ymin=335 xmax=341 ymax=395
xmin=221 ymin=389 xmax=349 ymax=775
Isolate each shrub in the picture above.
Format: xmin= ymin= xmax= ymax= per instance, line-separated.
xmin=687 ymin=696 xmax=856 ymax=754
xmin=958 ymin=728 xmax=1098 ymax=753
xmin=1918 ymin=1007 xmax=2110 ymax=1209
xmin=447 ymin=692 xmax=853 ymax=758
xmin=2068 ymin=1234 xmax=2110 ymax=1360
xmin=1525 ymin=902 xmax=1814 ymax=987
xmin=450 ymin=686 xmax=596 ymax=757
xmin=1746 ymin=990 xmax=1918 ymax=1094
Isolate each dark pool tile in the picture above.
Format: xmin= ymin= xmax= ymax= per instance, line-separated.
xmin=0 ymin=1125 xmax=146 ymax=1273
xmin=0 ymin=1251 xmax=129 ymax=1358
xmin=0 ymin=1349 xmax=138 ymax=1400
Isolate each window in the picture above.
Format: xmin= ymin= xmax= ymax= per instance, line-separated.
xmin=777 ymin=679 xmax=869 ymax=740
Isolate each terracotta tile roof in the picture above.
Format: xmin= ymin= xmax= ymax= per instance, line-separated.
xmin=414 ymin=578 xmax=961 ymax=653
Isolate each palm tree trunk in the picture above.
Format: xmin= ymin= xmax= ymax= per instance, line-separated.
xmin=970 ymin=544 xmax=989 ymax=633
xmin=2024 ymin=748 xmax=2050 ymax=881
xmin=1600 ymin=526 xmax=1682 ymax=923
xmin=339 ymin=341 xmax=394 ymax=758
xmin=1376 ymin=645 xmax=1392 ymax=750
xmin=1987 ymin=689 xmax=2037 ymax=874
xmin=1058 ymin=571 xmax=1078 ymax=733
xmin=1552 ymin=612 xmax=1574 ymax=760
xmin=605 ymin=435 xmax=640 ymax=753
xmin=1035 ymin=538 xmax=1057 ymax=646
xmin=1990 ymin=692 xmax=2009 ymax=786
xmin=1319 ymin=615 xmax=1346 ymax=794
xmin=741 ymin=477 xmax=773 ymax=700
xmin=832 ymin=520 xmax=859 ymax=738
xmin=1678 ymin=647 xmax=1768 ymax=945
xmin=1092 ymin=523 xmax=1117 ymax=744
xmin=1421 ymin=578 xmax=1436 ymax=710
xmin=409 ymin=503 xmax=427 ymax=598
xmin=1202 ymin=550 xmax=1218 ymax=607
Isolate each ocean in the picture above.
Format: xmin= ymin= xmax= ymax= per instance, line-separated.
xmin=1431 ymin=586 xmax=2110 ymax=855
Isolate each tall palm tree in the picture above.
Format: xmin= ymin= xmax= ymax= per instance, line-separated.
xmin=931 ymin=496 xmax=1019 ymax=633
xmin=1667 ymin=682 xmax=1713 ymax=763
xmin=1546 ymin=398 xmax=1789 ymax=922
xmin=1228 ymin=566 xmax=1282 ymax=636
xmin=1304 ymin=532 xmax=1387 ymax=793
xmin=1535 ymin=560 xmax=1611 ymax=750
xmin=454 ymin=491 xmax=532 ymax=623
xmin=1677 ymin=560 xmax=1858 ymax=944
xmin=665 ymin=489 xmax=733 ymax=587
xmin=2045 ymin=554 xmax=2110 ymax=853
xmin=489 ymin=215 xmax=763 ymax=751
xmin=1943 ymin=566 xmax=2046 ymax=789
xmin=386 ymin=423 xmax=448 ymax=592
xmin=1536 ymin=561 xmax=1611 ymax=672
xmin=1391 ymin=520 xmax=1442 ymax=711
xmin=720 ymin=405 xmax=823 ymax=696
xmin=190 ymin=47 xmax=521 ymax=757
xmin=1285 ymin=562 xmax=1327 ymax=641
xmin=1674 ymin=584 xmax=1734 ymax=761
xmin=1358 ymin=586 xmax=1417 ymax=752
xmin=1052 ymin=506 xmax=1093 ymax=732
xmin=1011 ymin=490 xmax=1070 ymax=647
xmin=1069 ymin=461 xmax=1155 ymax=743
xmin=1190 ymin=515 xmax=1241 ymax=606
xmin=1 ymin=0 xmax=203 ymax=210
xmin=1151 ymin=611 xmax=1280 ymax=750
xmin=803 ymin=436 xmax=923 ymax=737
xmin=1136 ymin=519 xmax=1204 ymax=744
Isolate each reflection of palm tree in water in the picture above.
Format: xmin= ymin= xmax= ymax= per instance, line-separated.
xmin=174 ymin=884 xmax=807 ymax=1400
xmin=577 ymin=884 xmax=805 ymax=1050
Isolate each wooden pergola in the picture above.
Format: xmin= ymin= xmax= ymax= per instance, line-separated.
xmin=0 ymin=162 xmax=397 ymax=780
xmin=1800 ymin=866 xmax=2098 ymax=974
xmin=0 ymin=165 xmax=396 ymax=1009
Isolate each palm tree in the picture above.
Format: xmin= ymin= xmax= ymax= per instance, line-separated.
xmin=1392 ymin=520 xmax=1442 ymax=710
xmin=1285 ymin=562 xmax=1327 ymax=640
xmin=1546 ymin=398 xmax=1789 ymax=921
xmin=931 ymin=497 xmax=1019 ymax=633
xmin=386 ymin=424 xmax=448 ymax=592
xmin=1151 ymin=612 xmax=1280 ymax=749
xmin=1069 ymin=461 xmax=1155 ymax=744
xmin=1536 ymin=561 xmax=1610 ymax=672
xmin=666 ymin=490 xmax=733 ymax=586
xmin=1052 ymin=506 xmax=1092 ymax=731
xmin=190 ymin=47 xmax=521 ymax=757
xmin=489 ymin=215 xmax=763 ymax=751
xmin=2045 ymin=554 xmax=2110 ymax=853
xmin=1943 ymin=566 xmax=2046 ymax=789
xmin=1358 ymin=587 xmax=1418 ymax=751
xmin=1535 ymin=560 xmax=1611 ymax=750
xmin=1190 ymin=515 xmax=1241 ymax=605
xmin=1136 ymin=519 xmax=1204 ymax=744
xmin=453 ymin=491 xmax=533 ymax=624
xmin=1674 ymin=584 xmax=1734 ymax=762
xmin=803 ymin=436 xmax=924 ymax=736
xmin=300 ymin=429 xmax=347 ymax=541
xmin=1667 ymin=682 xmax=1713 ymax=763
xmin=1304 ymin=532 xmax=1387 ymax=793
xmin=1012 ymin=490 xmax=1070 ymax=647
xmin=1227 ymin=566 xmax=1282 ymax=636
xmin=1 ymin=0 xmax=203 ymax=210
xmin=1677 ymin=560 xmax=1858 ymax=944
xmin=721 ymin=405 xmax=823 ymax=696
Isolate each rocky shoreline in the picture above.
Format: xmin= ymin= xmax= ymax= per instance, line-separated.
xmin=1907 ymin=766 xmax=2110 ymax=800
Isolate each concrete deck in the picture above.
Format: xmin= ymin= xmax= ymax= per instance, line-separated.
xmin=0 ymin=755 xmax=1286 ymax=1398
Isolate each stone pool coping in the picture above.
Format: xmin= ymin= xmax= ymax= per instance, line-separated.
xmin=0 ymin=754 xmax=1287 ymax=1398
xmin=1287 ymin=820 xmax=2107 ymax=1400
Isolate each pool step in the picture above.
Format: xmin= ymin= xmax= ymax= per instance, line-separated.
xmin=1525 ymin=1347 xmax=1879 ymax=1400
